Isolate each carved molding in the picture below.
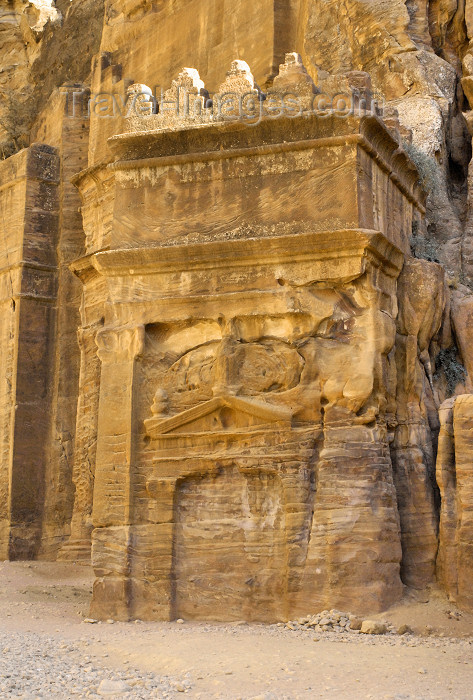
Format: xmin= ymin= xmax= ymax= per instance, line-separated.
xmin=144 ymin=394 xmax=293 ymax=438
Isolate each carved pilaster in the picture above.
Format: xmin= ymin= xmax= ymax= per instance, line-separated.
xmin=59 ymin=324 xmax=103 ymax=561
xmin=89 ymin=325 xmax=144 ymax=620
xmin=93 ymin=325 xmax=144 ymax=527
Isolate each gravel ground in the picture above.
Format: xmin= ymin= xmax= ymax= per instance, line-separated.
xmin=1 ymin=562 xmax=473 ymax=699
xmin=0 ymin=631 xmax=187 ymax=699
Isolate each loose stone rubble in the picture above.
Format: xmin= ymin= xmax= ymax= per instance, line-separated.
xmin=0 ymin=631 xmax=186 ymax=699
xmin=284 ymin=610 xmax=397 ymax=636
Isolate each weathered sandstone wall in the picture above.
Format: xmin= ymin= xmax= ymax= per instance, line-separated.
xmin=0 ymin=0 xmax=473 ymax=619
xmin=30 ymin=88 xmax=90 ymax=557
xmin=0 ymin=143 xmax=59 ymax=559
xmin=0 ymin=1 xmax=103 ymax=157
xmin=74 ymin=90 xmax=414 ymax=618
xmin=437 ymin=394 xmax=473 ymax=610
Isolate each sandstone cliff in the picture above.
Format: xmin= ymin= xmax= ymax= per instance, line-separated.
xmin=1 ymin=0 xmax=473 ymax=620
xmin=1 ymin=2 xmax=472 ymax=277
xmin=0 ymin=0 xmax=103 ymax=156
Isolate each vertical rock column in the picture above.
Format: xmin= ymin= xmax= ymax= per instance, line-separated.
xmin=89 ymin=325 xmax=144 ymax=620
xmin=437 ymin=394 xmax=473 ymax=611
xmin=300 ymin=423 xmax=403 ymax=614
xmin=436 ymin=398 xmax=457 ymax=597
xmin=35 ymin=85 xmax=90 ymax=558
xmin=0 ymin=144 xmax=59 ymax=560
xmin=58 ymin=323 xmax=103 ymax=561
xmin=297 ymin=266 xmax=404 ymax=614
xmin=391 ymin=258 xmax=446 ymax=589
xmin=452 ymin=395 xmax=473 ymax=610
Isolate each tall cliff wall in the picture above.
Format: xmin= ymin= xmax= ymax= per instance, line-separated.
xmin=1 ymin=0 xmax=473 ymax=618
xmin=3 ymin=2 xmax=473 ymax=279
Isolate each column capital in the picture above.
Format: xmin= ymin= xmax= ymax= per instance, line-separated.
xmin=77 ymin=323 xmax=100 ymax=351
xmin=95 ymin=325 xmax=145 ymax=364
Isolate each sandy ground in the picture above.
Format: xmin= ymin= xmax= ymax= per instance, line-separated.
xmin=1 ymin=561 xmax=473 ymax=699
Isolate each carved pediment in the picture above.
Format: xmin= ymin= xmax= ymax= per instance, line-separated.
xmin=144 ymin=395 xmax=292 ymax=438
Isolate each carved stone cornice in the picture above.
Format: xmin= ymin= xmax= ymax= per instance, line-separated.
xmin=89 ymin=229 xmax=404 ymax=280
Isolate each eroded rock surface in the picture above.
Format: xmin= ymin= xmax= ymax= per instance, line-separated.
xmin=71 ymin=54 xmax=423 ymax=620
xmin=1 ymin=1 xmax=473 ymax=621
xmin=437 ymin=394 xmax=473 ymax=611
